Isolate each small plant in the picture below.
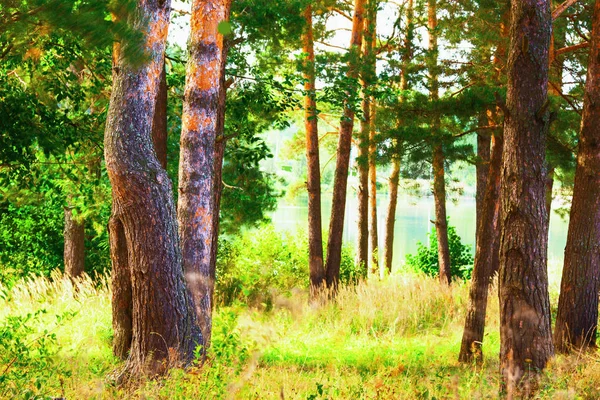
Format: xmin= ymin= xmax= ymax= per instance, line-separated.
xmin=405 ymin=223 xmax=473 ymax=280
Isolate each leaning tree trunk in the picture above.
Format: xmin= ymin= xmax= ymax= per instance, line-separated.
xmin=178 ymin=0 xmax=231 ymax=349
xmin=428 ymin=0 xmax=451 ymax=284
xmin=498 ymin=0 xmax=554 ymax=394
xmin=303 ymin=5 xmax=326 ymax=299
xmin=105 ymin=0 xmax=201 ymax=378
xmin=325 ymin=0 xmax=366 ymax=291
xmin=63 ymin=207 xmax=85 ymax=278
xmin=458 ymin=132 xmax=503 ymax=363
xmin=383 ymin=0 xmax=413 ymax=274
xmin=554 ymin=0 xmax=600 ymax=353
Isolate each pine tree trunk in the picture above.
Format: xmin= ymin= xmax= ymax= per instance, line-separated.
xmin=459 ymin=132 xmax=503 ymax=363
xmin=476 ymin=114 xmax=491 ymax=247
xmin=152 ymin=64 xmax=168 ymax=169
xmin=554 ymin=0 xmax=600 ymax=353
xmin=427 ymin=0 xmax=451 ymax=284
xmin=498 ymin=0 xmax=554 ymax=393
xmin=178 ymin=0 xmax=231 ymax=348
xmin=63 ymin=207 xmax=85 ymax=278
xmin=383 ymin=0 xmax=412 ymax=274
xmin=109 ymin=214 xmax=131 ymax=360
xmin=303 ymin=5 xmax=326 ymax=299
xmin=105 ymin=0 xmax=201 ymax=377
xmin=383 ymin=156 xmax=400 ymax=273
xmin=325 ymin=0 xmax=366 ymax=291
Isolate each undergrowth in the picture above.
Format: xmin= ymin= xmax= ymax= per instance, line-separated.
xmin=0 ymin=267 xmax=597 ymax=399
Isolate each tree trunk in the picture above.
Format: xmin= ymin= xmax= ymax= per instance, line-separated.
xmin=459 ymin=132 xmax=503 ymax=363
xmin=383 ymin=0 xmax=412 ymax=274
xmin=498 ymin=0 xmax=553 ymax=393
xmin=152 ymin=64 xmax=168 ymax=169
xmin=383 ymin=156 xmax=400 ymax=273
xmin=109 ymin=213 xmax=132 ymax=360
xmin=63 ymin=207 xmax=85 ymax=278
xmin=427 ymin=0 xmax=451 ymax=285
xmin=545 ymin=167 xmax=554 ymax=222
xmin=105 ymin=0 xmax=201 ymax=378
xmin=178 ymin=0 xmax=231 ymax=349
xmin=475 ymin=114 xmax=491 ymax=248
xmin=325 ymin=0 xmax=366 ymax=291
xmin=554 ymin=0 xmax=600 ymax=353
xmin=303 ymin=5 xmax=326 ymax=299
xmin=363 ymin=0 xmax=378 ymax=276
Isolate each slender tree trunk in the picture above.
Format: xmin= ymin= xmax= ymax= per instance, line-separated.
xmin=303 ymin=5 xmax=326 ymax=299
xmin=459 ymin=132 xmax=503 ymax=363
xmin=383 ymin=0 xmax=413 ymax=274
xmin=498 ymin=0 xmax=553 ymax=393
xmin=475 ymin=114 xmax=491 ymax=247
xmin=363 ymin=0 xmax=379 ymax=276
xmin=427 ymin=0 xmax=451 ymax=284
xmin=63 ymin=207 xmax=85 ymax=278
xmin=178 ymin=0 xmax=231 ymax=348
xmin=152 ymin=64 xmax=168 ymax=169
xmin=325 ymin=0 xmax=366 ymax=291
xmin=209 ymin=29 xmax=232 ymax=295
xmin=554 ymin=0 xmax=600 ymax=353
xmin=105 ymin=0 xmax=201 ymax=377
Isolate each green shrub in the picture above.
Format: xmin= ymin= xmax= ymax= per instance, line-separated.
xmin=405 ymin=224 xmax=473 ymax=280
xmin=215 ymin=224 xmax=359 ymax=307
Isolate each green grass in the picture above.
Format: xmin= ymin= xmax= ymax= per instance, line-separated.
xmin=1 ymin=270 xmax=599 ymax=399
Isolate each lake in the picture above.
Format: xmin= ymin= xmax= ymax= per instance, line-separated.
xmin=270 ymin=193 xmax=570 ymax=272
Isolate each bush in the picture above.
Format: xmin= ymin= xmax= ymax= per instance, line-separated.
xmin=215 ymin=224 xmax=359 ymax=307
xmin=405 ymin=224 xmax=473 ymax=280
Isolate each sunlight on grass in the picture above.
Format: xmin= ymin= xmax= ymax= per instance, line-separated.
xmin=1 ymin=270 xmax=598 ymax=399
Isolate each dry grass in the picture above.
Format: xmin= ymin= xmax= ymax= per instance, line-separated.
xmin=1 ymin=269 xmax=599 ymax=399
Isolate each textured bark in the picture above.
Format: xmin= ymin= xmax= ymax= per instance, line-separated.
xmin=545 ymin=167 xmax=554 ymax=221
xmin=475 ymin=114 xmax=491 ymax=248
xmin=178 ymin=0 xmax=231 ymax=348
xmin=498 ymin=0 xmax=554 ymax=393
xmin=554 ymin=0 xmax=600 ymax=353
xmin=383 ymin=0 xmax=412 ymax=274
xmin=63 ymin=207 xmax=85 ymax=278
xmin=325 ymin=0 xmax=366 ymax=291
xmin=428 ymin=0 xmax=450 ymax=285
xmin=109 ymin=214 xmax=131 ymax=360
xmin=303 ymin=5 xmax=326 ymax=298
xmin=105 ymin=0 xmax=201 ymax=377
xmin=459 ymin=133 xmax=503 ymax=363
xmin=152 ymin=64 xmax=168 ymax=169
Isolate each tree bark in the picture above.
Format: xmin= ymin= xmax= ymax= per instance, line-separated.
xmin=459 ymin=132 xmax=503 ymax=363
xmin=554 ymin=0 xmax=600 ymax=353
xmin=383 ymin=156 xmax=400 ymax=274
xmin=105 ymin=0 xmax=201 ymax=378
xmin=152 ymin=64 xmax=168 ymax=169
xmin=109 ymin=213 xmax=131 ymax=360
xmin=383 ymin=0 xmax=413 ymax=274
xmin=178 ymin=0 xmax=231 ymax=349
xmin=476 ymin=114 xmax=491 ymax=248
xmin=63 ymin=207 xmax=85 ymax=278
xmin=303 ymin=5 xmax=326 ymax=299
xmin=428 ymin=0 xmax=451 ymax=285
xmin=325 ymin=0 xmax=366 ymax=291
xmin=498 ymin=0 xmax=554 ymax=393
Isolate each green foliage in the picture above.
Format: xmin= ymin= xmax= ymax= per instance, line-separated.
xmin=216 ymin=224 xmax=358 ymax=307
xmin=405 ymin=224 xmax=473 ymax=280
xmin=0 ymin=310 xmax=73 ymax=399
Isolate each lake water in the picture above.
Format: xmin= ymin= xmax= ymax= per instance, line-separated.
xmin=270 ymin=193 xmax=569 ymax=271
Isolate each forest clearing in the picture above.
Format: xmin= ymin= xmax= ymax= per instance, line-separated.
xmin=2 ymin=0 xmax=600 ymax=398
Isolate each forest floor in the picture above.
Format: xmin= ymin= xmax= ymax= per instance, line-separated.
xmin=1 ymin=269 xmax=599 ymax=399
